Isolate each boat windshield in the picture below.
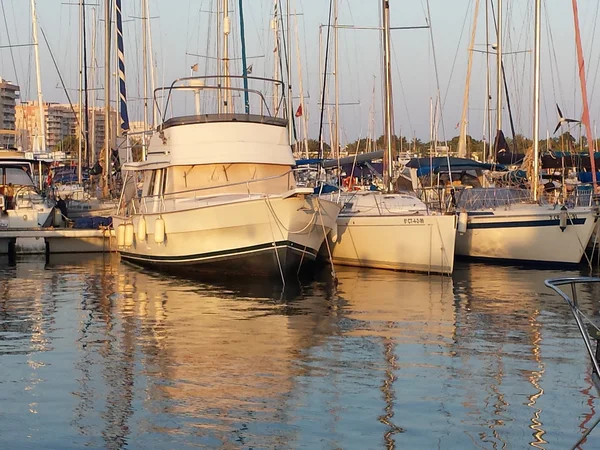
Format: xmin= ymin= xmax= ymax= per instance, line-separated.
xmin=0 ymin=166 xmax=35 ymax=187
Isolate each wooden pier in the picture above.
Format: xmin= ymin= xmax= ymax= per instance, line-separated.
xmin=0 ymin=228 xmax=115 ymax=259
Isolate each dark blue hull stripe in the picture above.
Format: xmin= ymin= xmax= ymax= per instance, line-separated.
xmin=120 ymin=240 xmax=317 ymax=263
xmin=467 ymin=218 xmax=587 ymax=230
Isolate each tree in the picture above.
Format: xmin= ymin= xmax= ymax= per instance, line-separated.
xmin=53 ymin=135 xmax=79 ymax=160
xmin=306 ymin=139 xmax=330 ymax=157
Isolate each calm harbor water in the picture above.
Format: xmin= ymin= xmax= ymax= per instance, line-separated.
xmin=0 ymin=254 xmax=599 ymax=449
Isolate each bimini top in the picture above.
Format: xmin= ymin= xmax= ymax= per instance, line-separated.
xmin=406 ymin=157 xmax=506 ymax=177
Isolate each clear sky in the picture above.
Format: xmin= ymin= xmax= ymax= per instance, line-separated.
xmin=2 ymin=0 xmax=600 ymax=146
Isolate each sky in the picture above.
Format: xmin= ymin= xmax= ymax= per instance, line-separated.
xmin=2 ymin=0 xmax=600 ymax=147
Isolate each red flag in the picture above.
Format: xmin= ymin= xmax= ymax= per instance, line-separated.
xmin=295 ymin=104 xmax=303 ymax=117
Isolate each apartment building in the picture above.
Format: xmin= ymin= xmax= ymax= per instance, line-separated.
xmin=0 ymin=78 xmax=19 ymax=148
xmin=16 ymin=102 xmax=116 ymax=159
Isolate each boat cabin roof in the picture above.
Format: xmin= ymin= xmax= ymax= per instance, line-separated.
xmin=161 ymin=113 xmax=288 ymax=131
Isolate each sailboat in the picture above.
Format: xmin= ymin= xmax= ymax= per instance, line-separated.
xmin=111 ymin=2 xmax=341 ymax=278
xmin=452 ymin=0 xmax=597 ymax=265
xmin=325 ymin=0 xmax=456 ymax=275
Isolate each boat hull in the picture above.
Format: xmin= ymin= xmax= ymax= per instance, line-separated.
xmin=455 ymin=206 xmax=598 ymax=264
xmin=330 ymin=214 xmax=457 ymax=275
xmin=113 ymin=194 xmax=340 ymax=278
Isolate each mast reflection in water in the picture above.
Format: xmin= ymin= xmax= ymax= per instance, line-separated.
xmin=0 ymin=254 xmax=598 ymax=448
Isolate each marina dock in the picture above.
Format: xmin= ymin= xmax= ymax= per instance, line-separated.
xmin=0 ymin=228 xmax=115 ymax=257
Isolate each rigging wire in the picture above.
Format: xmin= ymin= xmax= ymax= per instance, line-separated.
xmin=425 ymin=0 xmax=448 ymax=145
xmin=0 ymin=0 xmax=20 ymax=90
xmin=439 ymin=0 xmax=470 ymax=142
xmin=39 ymin=25 xmax=80 ymax=133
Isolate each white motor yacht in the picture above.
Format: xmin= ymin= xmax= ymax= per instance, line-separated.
xmin=0 ymin=150 xmax=59 ymax=253
xmin=112 ymin=76 xmax=341 ymax=278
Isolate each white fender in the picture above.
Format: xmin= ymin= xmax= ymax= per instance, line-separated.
xmin=137 ymin=216 xmax=147 ymax=241
xmin=124 ymin=223 xmax=134 ymax=247
xmin=154 ymin=217 xmax=166 ymax=244
xmin=329 ymin=222 xmax=339 ymax=243
xmin=457 ymin=211 xmax=468 ymax=234
xmin=117 ymin=223 xmax=126 ymax=248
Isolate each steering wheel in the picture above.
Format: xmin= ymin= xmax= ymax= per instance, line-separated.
xmin=14 ymin=186 xmax=36 ymax=208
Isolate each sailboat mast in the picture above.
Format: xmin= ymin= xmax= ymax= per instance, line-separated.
xmin=238 ymin=0 xmax=250 ymax=113
xmin=286 ymin=0 xmax=293 ymax=147
xmin=571 ymin=0 xmax=598 ymax=190
xmin=271 ymin=0 xmax=279 ymax=113
xmin=496 ymin=0 xmax=503 ymax=133
xmin=458 ymin=0 xmax=480 ymax=158
xmin=145 ymin=0 xmax=157 ymax=127
xmin=333 ymin=0 xmax=339 ymax=158
xmin=78 ymin=0 xmax=83 ymax=182
xmin=292 ymin=0 xmax=309 ymax=158
xmin=103 ymin=0 xmax=111 ymax=196
xmin=382 ymin=0 xmax=394 ymax=192
xmin=222 ymin=0 xmax=231 ymax=113
xmin=30 ymin=0 xmax=46 ymax=152
xmin=532 ymin=0 xmax=541 ymax=202
xmin=142 ymin=0 xmax=148 ymax=153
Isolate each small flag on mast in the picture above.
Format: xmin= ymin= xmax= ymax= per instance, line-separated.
xmin=191 ymin=63 xmax=199 ymax=72
xmin=295 ymin=104 xmax=303 ymax=117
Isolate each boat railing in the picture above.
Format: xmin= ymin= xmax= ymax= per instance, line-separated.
xmin=153 ymin=75 xmax=286 ymax=125
xmin=129 ymin=169 xmax=298 ymax=215
xmin=545 ymin=277 xmax=600 ymax=447
xmin=453 ymin=187 xmax=536 ymax=210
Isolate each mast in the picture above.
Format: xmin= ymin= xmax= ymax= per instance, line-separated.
xmin=571 ymin=0 xmax=598 ymax=191
xmin=458 ymin=0 xmax=480 ymax=158
xmin=286 ymin=0 xmax=293 ymax=147
xmin=91 ymin=7 xmax=96 ymax=170
xmin=116 ymin=0 xmax=130 ymax=135
xmin=382 ymin=0 xmax=395 ymax=192
xmin=103 ymin=0 xmax=111 ymax=196
xmin=532 ymin=0 xmax=541 ymax=202
xmin=30 ymin=0 xmax=46 ymax=152
xmin=216 ymin=0 xmax=222 ymax=113
xmin=496 ymin=0 xmax=502 ymax=133
xmin=78 ymin=0 xmax=83 ymax=182
xmin=82 ymin=0 xmax=90 ymax=168
xmin=142 ymin=0 xmax=148 ymax=154
xmin=333 ymin=0 xmax=339 ymax=158
xmin=145 ymin=0 xmax=157 ymax=127
xmin=271 ymin=0 xmax=279 ymax=113
xmin=292 ymin=0 xmax=308 ymax=158
xmin=238 ymin=0 xmax=250 ymax=114
xmin=222 ymin=0 xmax=231 ymax=113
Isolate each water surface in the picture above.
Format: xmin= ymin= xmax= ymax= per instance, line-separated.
xmin=0 ymin=254 xmax=597 ymax=449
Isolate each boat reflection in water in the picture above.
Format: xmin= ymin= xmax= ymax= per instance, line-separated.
xmin=1 ymin=255 xmax=599 ymax=448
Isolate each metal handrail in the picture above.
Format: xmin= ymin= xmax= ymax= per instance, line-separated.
xmin=153 ymin=75 xmax=286 ymax=124
xmin=545 ymin=277 xmax=600 ymax=379
xmin=130 ymin=167 xmax=315 ymax=214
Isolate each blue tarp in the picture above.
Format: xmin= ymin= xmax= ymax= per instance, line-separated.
xmin=577 ymin=172 xmax=600 ymax=183
xmin=73 ymin=216 xmax=112 ymax=229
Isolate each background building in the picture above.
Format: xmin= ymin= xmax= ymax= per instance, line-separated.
xmin=16 ymin=102 xmax=116 ymax=162
xmin=0 ymin=78 xmax=20 ymax=148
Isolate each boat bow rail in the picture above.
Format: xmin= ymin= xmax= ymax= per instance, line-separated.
xmin=545 ymin=276 xmax=600 ymax=448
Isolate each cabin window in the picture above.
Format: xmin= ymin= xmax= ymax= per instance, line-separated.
xmin=145 ymin=170 xmax=157 ymax=197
